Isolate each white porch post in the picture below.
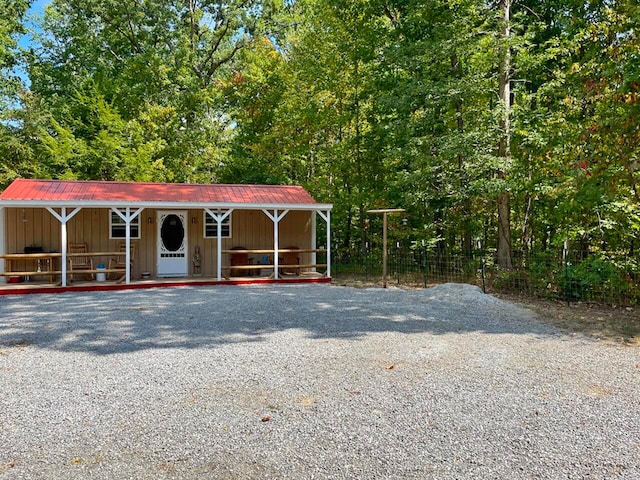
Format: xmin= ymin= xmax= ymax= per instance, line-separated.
xmin=0 ymin=207 xmax=4 ymax=283
xmin=311 ymin=211 xmax=317 ymax=272
xmin=317 ymin=210 xmax=331 ymax=278
xmin=327 ymin=210 xmax=331 ymax=278
xmin=262 ymin=209 xmax=289 ymax=280
xmin=61 ymin=211 xmax=68 ymax=283
xmin=112 ymin=207 xmax=143 ymax=284
xmin=125 ymin=208 xmax=131 ymax=284
xmin=205 ymin=208 xmax=233 ymax=280
xmin=217 ymin=216 xmax=222 ymax=280
xmin=46 ymin=207 xmax=82 ymax=286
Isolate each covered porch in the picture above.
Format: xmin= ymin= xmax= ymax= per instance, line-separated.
xmin=0 ymin=180 xmax=332 ymax=294
xmin=0 ymin=271 xmax=331 ymax=295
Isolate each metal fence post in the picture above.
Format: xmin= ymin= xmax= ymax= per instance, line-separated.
xmin=396 ymin=242 xmax=400 ymax=285
xmin=421 ymin=241 xmax=427 ymax=288
xmin=364 ymin=241 xmax=369 ymax=282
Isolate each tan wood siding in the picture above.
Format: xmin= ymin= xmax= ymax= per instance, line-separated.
xmin=139 ymin=209 xmax=155 ymax=277
xmin=5 ymin=208 xmax=61 ymax=272
xmin=4 ymin=207 xmax=314 ymax=278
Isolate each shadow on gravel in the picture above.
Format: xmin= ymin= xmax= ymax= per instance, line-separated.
xmin=0 ymin=283 xmax=557 ymax=355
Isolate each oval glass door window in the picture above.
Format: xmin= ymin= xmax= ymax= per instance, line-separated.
xmin=161 ymin=214 xmax=185 ymax=251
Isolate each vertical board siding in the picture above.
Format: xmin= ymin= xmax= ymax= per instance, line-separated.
xmin=5 ymin=207 xmax=315 ymax=278
xmin=6 ymin=208 xmax=61 ymax=271
xmin=66 ymin=209 xmax=141 ymax=278
xmin=279 ymin=211 xmax=312 ymax=269
xmin=140 ymin=209 xmax=155 ymax=277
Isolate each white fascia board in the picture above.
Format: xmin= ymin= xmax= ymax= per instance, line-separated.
xmin=0 ymin=200 xmax=333 ymax=211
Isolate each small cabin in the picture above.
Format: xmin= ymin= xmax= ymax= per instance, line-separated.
xmin=0 ymin=179 xmax=332 ymax=289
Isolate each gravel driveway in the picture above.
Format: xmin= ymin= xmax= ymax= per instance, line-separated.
xmin=1 ymin=283 xmax=639 ymax=479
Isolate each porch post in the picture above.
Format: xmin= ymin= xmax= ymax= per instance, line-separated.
xmin=125 ymin=208 xmax=131 ymax=284
xmin=317 ymin=210 xmax=331 ymax=278
xmin=262 ymin=209 xmax=289 ymax=280
xmin=0 ymin=207 xmax=4 ymax=283
xmin=311 ymin=211 xmax=317 ymax=272
xmin=112 ymin=207 xmax=143 ymax=284
xmin=61 ymin=209 xmax=68 ymax=284
xmin=205 ymin=208 xmax=233 ymax=281
xmin=326 ymin=210 xmax=331 ymax=278
xmin=217 ymin=216 xmax=222 ymax=280
xmin=274 ymin=209 xmax=279 ymax=279
xmin=46 ymin=207 xmax=82 ymax=286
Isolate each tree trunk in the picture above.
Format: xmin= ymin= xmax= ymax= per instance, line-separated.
xmin=521 ymin=195 xmax=533 ymax=255
xmin=497 ymin=191 xmax=512 ymax=267
xmin=497 ymin=0 xmax=513 ymax=270
xmin=342 ymin=206 xmax=353 ymax=262
xmin=433 ymin=200 xmax=446 ymax=273
xmin=521 ymin=155 xmax=533 ymax=255
xmin=452 ymin=52 xmax=473 ymax=258
xmin=360 ymin=203 xmax=367 ymax=257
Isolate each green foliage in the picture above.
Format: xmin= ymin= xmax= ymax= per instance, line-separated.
xmin=1 ymin=0 xmax=639 ymax=294
xmin=0 ymin=0 xmax=30 ymax=104
xmin=14 ymin=0 xmax=277 ymax=183
xmin=564 ymin=256 xmax=637 ymax=303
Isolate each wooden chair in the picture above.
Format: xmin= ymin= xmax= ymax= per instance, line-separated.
xmin=281 ymin=246 xmax=301 ymax=275
xmin=109 ymin=243 xmax=135 ymax=282
xmin=68 ymin=243 xmax=94 ymax=281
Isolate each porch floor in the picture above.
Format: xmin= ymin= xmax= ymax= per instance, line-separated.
xmin=0 ymin=272 xmax=330 ymax=295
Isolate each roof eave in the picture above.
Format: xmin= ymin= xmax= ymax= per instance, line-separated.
xmin=0 ymin=200 xmax=333 ymax=211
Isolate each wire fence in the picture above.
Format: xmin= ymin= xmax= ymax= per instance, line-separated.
xmin=329 ymin=246 xmax=640 ymax=306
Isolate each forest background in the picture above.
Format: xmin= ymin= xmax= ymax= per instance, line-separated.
xmin=1 ymin=0 xmax=639 ymax=300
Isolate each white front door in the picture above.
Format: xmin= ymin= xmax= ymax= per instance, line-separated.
xmin=157 ymin=210 xmax=188 ymax=277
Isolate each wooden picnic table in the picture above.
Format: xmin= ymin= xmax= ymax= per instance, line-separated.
xmin=0 ymin=251 xmax=127 ymax=283
xmin=220 ymin=248 xmax=327 ymax=278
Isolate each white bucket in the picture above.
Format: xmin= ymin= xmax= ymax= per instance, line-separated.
xmin=96 ymin=267 xmax=106 ymax=282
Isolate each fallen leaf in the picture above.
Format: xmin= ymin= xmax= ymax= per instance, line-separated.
xmin=159 ymin=462 xmax=177 ymax=473
xmin=386 ymin=365 xmax=394 ymax=370
xmin=300 ymin=396 xmax=315 ymax=407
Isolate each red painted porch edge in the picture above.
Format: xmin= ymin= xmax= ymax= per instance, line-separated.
xmin=0 ymin=277 xmax=332 ymax=296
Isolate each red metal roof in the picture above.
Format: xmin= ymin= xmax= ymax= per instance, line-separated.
xmin=0 ymin=179 xmax=323 ymax=206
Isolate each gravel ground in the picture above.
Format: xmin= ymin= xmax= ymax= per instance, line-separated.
xmin=1 ymin=283 xmax=639 ymax=479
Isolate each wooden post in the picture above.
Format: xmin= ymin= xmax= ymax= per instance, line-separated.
xmin=317 ymin=210 xmax=331 ymax=278
xmin=0 ymin=207 xmax=4 ymax=283
xmin=367 ymin=208 xmax=405 ymax=288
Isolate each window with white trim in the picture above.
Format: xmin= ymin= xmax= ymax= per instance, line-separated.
xmin=204 ymin=210 xmax=231 ymax=238
xmin=110 ymin=210 xmax=141 ymax=239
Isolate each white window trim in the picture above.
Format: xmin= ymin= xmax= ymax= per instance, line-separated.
xmin=203 ymin=209 xmax=232 ymax=238
xmin=109 ymin=209 xmax=141 ymax=239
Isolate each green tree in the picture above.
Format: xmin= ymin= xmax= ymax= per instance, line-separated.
xmin=557 ymin=1 xmax=640 ymax=253
xmin=372 ymin=0 xmax=501 ymax=258
xmin=223 ymin=0 xmax=388 ymax=256
xmin=0 ymin=0 xmax=33 ymax=188
xmin=0 ymin=0 xmax=30 ymax=105
xmin=25 ymin=0 xmax=278 ymax=182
